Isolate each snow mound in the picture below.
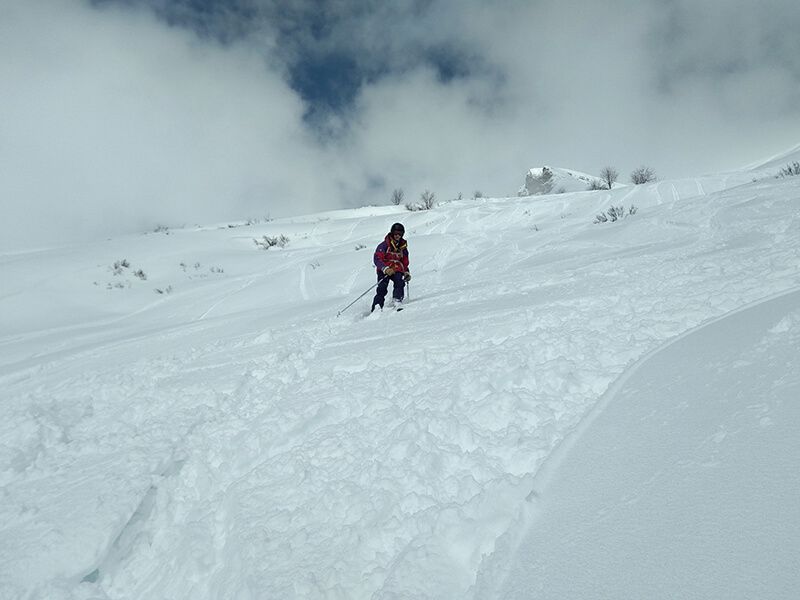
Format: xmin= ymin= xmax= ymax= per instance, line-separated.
xmin=518 ymin=166 xmax=614 ymax=196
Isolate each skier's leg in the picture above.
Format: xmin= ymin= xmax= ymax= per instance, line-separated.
xmin=391 ymin=272 xmax=405 ymax=302
xmin=372 ymin=274 xmax=389 ymax=311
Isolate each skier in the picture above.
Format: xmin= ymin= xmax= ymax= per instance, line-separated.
xmin=371 ymin=222 xmax=411 ymax=312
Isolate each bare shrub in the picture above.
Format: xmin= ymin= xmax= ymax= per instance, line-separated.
xmin=246 ymin=215 xmax=272 ymax=225
xmin=630 ymin=166 xmax=657 ymax=184
xmin=111 ymin=259 xmax=130 ymax=275
xmin=421 ymin=189 xmax=435 ymax=210
xmin=606 ymin=206 xmax=625 ymax=221
xmin=391 ymin=188 xmax=405 ymax=205
xmin=594 ymin=205 xmax=637 ymax=224
xmin=254 ymin=234 xmax=290 ymax=250
xmin=406 ymin=190 xmax=436 ymax=211
xmin=588 ymin=180 xmax=606 ymax=191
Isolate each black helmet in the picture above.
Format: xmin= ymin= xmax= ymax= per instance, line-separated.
xmin=390 ymin=222 xmax=405 ymax=234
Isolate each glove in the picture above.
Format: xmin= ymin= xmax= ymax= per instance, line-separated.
xmin=383 ymin=267 xmax=395 ymax=276
xmin=403 ymin=272 xmax=411 ymax=282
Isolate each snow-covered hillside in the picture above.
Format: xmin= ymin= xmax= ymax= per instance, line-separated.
xmin=1 ymin=154 xmax=799 ymax=600
xmin=745 ymin=141 xmax=800 ymax=175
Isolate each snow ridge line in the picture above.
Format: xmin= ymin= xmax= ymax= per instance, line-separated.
xmin=531 ymin=284 xmax=800 ymax=494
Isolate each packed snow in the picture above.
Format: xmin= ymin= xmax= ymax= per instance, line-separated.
xmin=1 ymin=151 xmax=799 ymax=600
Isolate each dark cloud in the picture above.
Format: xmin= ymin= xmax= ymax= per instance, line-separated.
xmin=2 ymin=0 xmax=800 ymax=250
xmin=103 ymin=0 xmax=489 ymax=116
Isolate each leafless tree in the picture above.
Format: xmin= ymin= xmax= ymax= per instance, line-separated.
xmin=420 ymin=189 xmax=435 ymax=210
xmin=391 ymin=188 xmax=405 ymax=205
xmin=600 ymin=167 xmax=619 ymax=190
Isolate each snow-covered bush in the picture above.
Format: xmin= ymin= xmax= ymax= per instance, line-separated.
xmin=246 ymin=215 xmax=272 ymax=225
xmin=103 ymin=259 xmax=152 ymax=290
xmin=254 ymin=235 xmax=290 ymax=250
xmin=777 ymin=162 xmax=800 ymax=178
xmin=594 ymin=205 xmax=637 ymax=224
xmin=406 ymin=190 xmax=436 ymax=211
xmin=111 ymin=259 xmax=130 ymax=275
xmin=587 ymin=179 xmax=606 ymax=191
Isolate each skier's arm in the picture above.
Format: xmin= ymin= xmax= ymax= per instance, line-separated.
xmin=374 ymin=242 xmax=388 ymax=273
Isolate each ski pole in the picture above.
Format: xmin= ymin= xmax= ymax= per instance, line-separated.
xmin=337 ymin=276 xmax=387 ymax=317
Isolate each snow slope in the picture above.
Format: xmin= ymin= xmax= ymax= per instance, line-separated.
xmin=476 ymin=288 xmax=800 ymax=599
xmin=1 ymin=159 xmax=799 ymax=599
xmin=744 ymin=142 xmax=800 ymax=174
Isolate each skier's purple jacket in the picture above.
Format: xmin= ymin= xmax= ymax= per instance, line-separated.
xmin=373 ymin=234 xmax=409 ymax=276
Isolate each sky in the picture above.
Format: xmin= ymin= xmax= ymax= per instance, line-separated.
xmin=2 ymin=0 xmax=800 ymax=249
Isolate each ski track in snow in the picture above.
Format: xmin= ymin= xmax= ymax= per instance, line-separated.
xmin=197 ymin=277 xmax=258 ymax=321
xmin=1 ymin=171 xmax=799 ymax=599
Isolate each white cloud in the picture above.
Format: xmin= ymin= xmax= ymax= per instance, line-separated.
xmin=2 ymin=0 xmax=799 ymax=250
xmin=1 ymin=0 xmax=327 ymax=249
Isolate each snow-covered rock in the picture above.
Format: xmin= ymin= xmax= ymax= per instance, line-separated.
xmin=517 ymin=165 xmax=605 ymax=196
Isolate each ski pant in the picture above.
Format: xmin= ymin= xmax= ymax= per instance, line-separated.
xmin=372 ymin=272 xmax=405 ymax=308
